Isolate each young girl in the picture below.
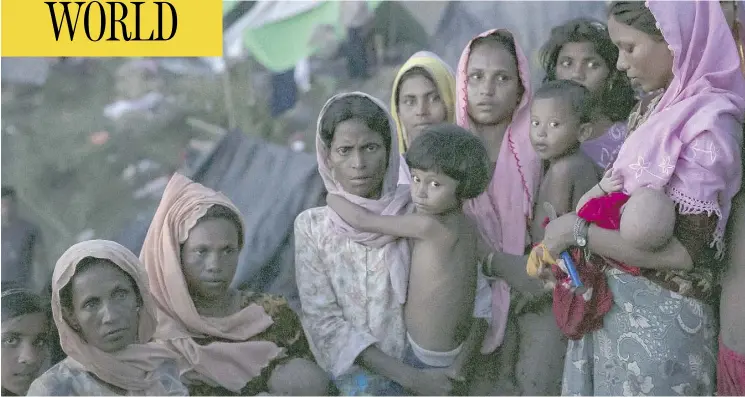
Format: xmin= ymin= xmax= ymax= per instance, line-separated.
xmin=540 ymin=18 xmax=636 ymax=171
xmin=391 ymin=51 xmax=456 ymax=184
xmin=1 ymin=289 xmax=51 ymax=396
xmin=327 ymin=123 xmax=491 ymax=392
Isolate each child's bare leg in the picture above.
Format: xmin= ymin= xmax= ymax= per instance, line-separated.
xmin=467 ymin=317 xmax=519 ymax=396
xmin=516 ymin=305 xmax=567 ymax=395
xmin=267 ymin=358 xmax=330 ymax=396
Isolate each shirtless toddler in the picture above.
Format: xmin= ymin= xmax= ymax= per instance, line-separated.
xmin=529 ymin=80 xmax=599 ymax=240
xmin=327 ymin=124 xmax=491 ymax=387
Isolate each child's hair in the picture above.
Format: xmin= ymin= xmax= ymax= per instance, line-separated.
xmin=1 ymin=288 xmax=48 ymax=322
xmin=471 ymin=32 xmax=524 ymax=96
xmin=539 ymin=18 xmax=636 ymax=122
xmin=404 ymin=123 xmax=490 ymax=200
xmin=1 ymin=185 xmax=16 ymax=200
xmin=395 ymin=67 xmax=436 ymax=105
xmin=319 ymin=95 xmax=392 ymax=155
xmin=534 ymin=79 xmax=595 ymax=124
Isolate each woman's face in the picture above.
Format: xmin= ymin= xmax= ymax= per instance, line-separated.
xmin=397 ymin=73 xmax=447 ymax=144
xmin=607 ymin=15 xmax=674 ymax=93
xmin=466 ymin=41 xmax=522 ymax=127
xmin=181 ymin=217 xmax=240 ymax=304
xmin=66 ymin=260 xmax=140 ymax=353
xmin=554 ymin=41 xmax=611 ymax=95
xmin=1 ymin=313 xmax=49 ymax=395
xmin=328 ymin=118 xmax=388 ymax=199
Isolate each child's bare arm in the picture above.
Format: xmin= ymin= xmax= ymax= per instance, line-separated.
xmin=576 ymin=168 xmax=623 ymax=212
xmin=326 ymin=194 xmax=450 ymax=241
xmin=448 ymin=318 xmax=488 ymax=381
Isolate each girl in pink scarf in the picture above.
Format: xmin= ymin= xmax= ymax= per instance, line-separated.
xmin=455 ymin=29 xmax=561 ymax=395
xmin=540 ymin=1 xmax=745 ymax=395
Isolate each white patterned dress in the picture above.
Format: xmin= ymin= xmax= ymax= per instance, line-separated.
xmin=294 ymin=206 xmax=407 ymax=395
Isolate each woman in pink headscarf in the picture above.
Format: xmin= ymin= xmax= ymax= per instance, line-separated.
xmin=539 ymin=1 xmax=745 ymax=394
xmin=454 ymin=29 xmax=566 ymax=395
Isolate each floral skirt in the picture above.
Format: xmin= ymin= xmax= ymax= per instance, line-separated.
xmin=561 ymin=269 xmax=717 ymax=396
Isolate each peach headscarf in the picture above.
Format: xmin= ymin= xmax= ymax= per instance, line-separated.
xmin=455 ymin=29 xmax=542 ymax=354
xmin=51 ymin=240 xmax=177 ymax=394
xmin=140 ymin=173 xmax=282 ymax=392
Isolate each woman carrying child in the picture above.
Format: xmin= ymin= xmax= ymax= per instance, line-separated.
xmin=1 ymin=289 xmax=51 ymax=396
xmin=455 ymin=29 xmax=562 ymax=395
xmin=540 ymin=1 xmax=745 ymax=394
xmin=390 ymin=51 xmax=456 ymax=184
xmin=295 ymin=92 xmax=455 ymax=395
xmin=539 ymin=18 xmax=636 ymax=172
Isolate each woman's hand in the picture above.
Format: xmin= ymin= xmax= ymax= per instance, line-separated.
xmin=542 ymin=212 xmax=579 ymax=258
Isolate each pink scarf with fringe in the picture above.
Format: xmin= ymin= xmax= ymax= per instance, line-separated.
xmin=316 ymin=92 xmax=413 ymax=304
xmin=612 ymin=0 xmax=745 ymax=257
xmin=455 ymin=29 xmax=542 ymax=353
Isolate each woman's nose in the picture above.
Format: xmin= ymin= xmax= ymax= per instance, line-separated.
xmin=17 ymin=341 xmax=40 ymax=365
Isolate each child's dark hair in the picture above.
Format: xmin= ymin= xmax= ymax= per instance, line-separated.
xmin=534 ymin=80 xmax=595 ymax=124
xmin=60 ymin=257 xmax=141 ymax=314
xmin=1 ymin=288 xmax=48 ymax=322
xmin=405 ymin=124 xmax=490 ymax=200
xmin=1 ymin=185 xmax=16 ymax=200
xmin=395 ymin=67 xmax=437 ymax=106
xmin=471 ymin=32 xmax=525 ymax=97
xmin=539 ymin=18 xmax=635 ymax=121
xmin=607 ymin=2 xmax=664 ymax=41
xmin=198 ymin=204 xmax=244 ymax=248
xmin=319 ymin=95 xmax=392 ymax=155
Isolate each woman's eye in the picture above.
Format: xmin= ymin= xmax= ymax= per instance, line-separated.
xmin=560 ymin=60 xmax=571 ymax=67
xmin=337 ymin=147 xmax=350 ymax=155
xmin=412 ymin=176 xmax=421 ymax=183
xmin=2 ymin=336 xmax=20 ymax=348
xmin=550 ymin=122 xmax=559 ymax=128
xmin=531 ymin=120 xmax=540 ymax=127
xmin=365 ymin=144 xmax=379 ymax=152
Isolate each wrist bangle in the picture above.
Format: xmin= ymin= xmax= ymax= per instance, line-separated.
xmin=597 ymin=183 xmax=608 ymax=195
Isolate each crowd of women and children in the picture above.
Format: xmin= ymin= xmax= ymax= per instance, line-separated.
xmin=3 ymin=1 xmax=745 ymax=396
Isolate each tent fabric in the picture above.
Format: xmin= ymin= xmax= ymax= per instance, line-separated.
xmin=224 ymin=0 xmax=382 ymax=72
xmin=431 ymin=1 xmax=607 ymax=86
xmin=115 ymin=131 xmax=325 ymax=311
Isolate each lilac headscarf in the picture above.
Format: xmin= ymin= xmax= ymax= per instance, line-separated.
xmin=316 ymin=92 xmax=413 ymax=304
xmin=612 ymin=0 xmax=745 ymax=257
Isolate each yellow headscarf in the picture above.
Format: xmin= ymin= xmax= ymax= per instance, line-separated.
xmin=390 ymin=51 xmax=456 ymax=153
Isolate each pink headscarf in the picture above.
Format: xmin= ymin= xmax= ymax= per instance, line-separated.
xmin=316 ymin=92 xmax=414 ymax=304
xmin=51 ymin=240 xmax=178 ymax=394
xmin=140 ymin=173 xmax=282 ymax=392
xmin=612 ymin=0 xmax=745 ymax=257
xmin=455 ymin=30 xmax=542 ymax=353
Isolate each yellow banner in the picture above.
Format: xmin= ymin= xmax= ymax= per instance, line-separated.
xmin=2 ymin=1 xmax=223 ymax=57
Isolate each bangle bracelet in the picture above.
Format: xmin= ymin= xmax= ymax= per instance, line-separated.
xmin=598 ymin=183 xmax=608 ymax=195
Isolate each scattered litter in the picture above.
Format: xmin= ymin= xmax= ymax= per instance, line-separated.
xmin=133 ymin=176 xmax=169 ymax=199
xmin=156 ymin=58 xmax=216 ymax=76
xmin=122 ymin=165 xmax=137 ymax=182
xmin=104 ymin=92 xmax=163 ymax=120
xmin=288 ymin=132 xmax=306 ymax=152
xmin=90 ymin=131 xmax=110 ymax=146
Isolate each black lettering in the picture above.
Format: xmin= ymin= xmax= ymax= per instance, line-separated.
xmin=155 ymin=2 xmax=177 ymax=40
xmin=131 ymin=2 xmax=151 ymax=40
xmin=46 ymin=1 xmax=84 ymax=41
xmin=108 ymin=2 xmax=130 ymax=41
xmin=83 ymin=1 xmax=106 ymax=41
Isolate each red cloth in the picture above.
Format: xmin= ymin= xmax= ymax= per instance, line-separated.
xmin=550 ymin=193 xmax=640 ymax=340
xmin=718 ymin=338 xmax=745 ymax=396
